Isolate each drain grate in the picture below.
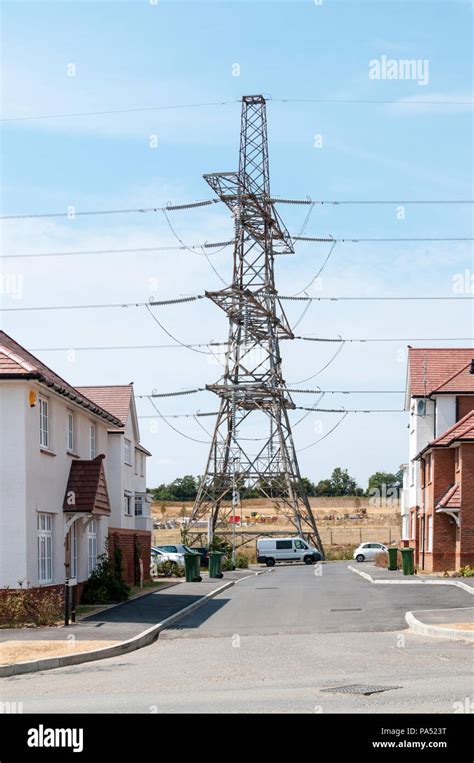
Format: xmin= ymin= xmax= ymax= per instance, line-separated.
xmin=321 ymin=684 xmax=401 ymax=696
xmin=256 ymin=587 xmax=277 ymax=590
xmin=330 ymin=608 xmax=362 ymax=612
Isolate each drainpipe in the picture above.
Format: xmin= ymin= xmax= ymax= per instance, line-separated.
xmin=419 ymin=455 xmax=426 ymax=572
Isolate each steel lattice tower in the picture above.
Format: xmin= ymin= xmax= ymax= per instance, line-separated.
xmin=188 ymin=95 xmax=324 ymax=555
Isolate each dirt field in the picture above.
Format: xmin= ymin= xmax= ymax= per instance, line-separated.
xmin=152 ymin=497 xmax=401 ymax=552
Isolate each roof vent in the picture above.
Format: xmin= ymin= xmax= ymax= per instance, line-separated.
xmin=470 ymin=359 xmax=474 ymax=375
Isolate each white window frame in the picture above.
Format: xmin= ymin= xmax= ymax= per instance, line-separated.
xmin=402 ymin=514 xmax=410 ymax=542
xmin=67 ymin=410 xmax=74 ymax=452
xmin=39 ymin=397 xmax=49 ymax=449
xmin=37 ymin=513 xmax=53 ymax=583
xmin=87 ymin=519 xmax=98 ymax=574
xmin=140 ymin=452 xmax=145 ymax=478
xmin=90 ymin=423 xmax=97 ymax=459
xmin=427 ymin=515 xmax=433 ymax=553
xmin=70 ymin=521 xmax=77 ymax=578
xmin=124 ymin=438 xmax=132 ymax=465
xmin=135 ymin=495 xmax=144 ymax=516
xmin=411 ymin=512 xmax=416 ymax=540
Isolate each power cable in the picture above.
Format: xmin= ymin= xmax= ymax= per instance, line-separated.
xmin=292 ymin=239 xmax=337 ymax=297
xmin=0 ymin=198 xmax=221 ymax=221
xmin=162 ymin=207 xmax=228 ymax=284
xmin=27 ymin=336 xmax=472 ymax=352
xmin=1 ymin=99 xmax=238 ymax=122
xmin=288 ymin=341 xmax=346 ymax=385
xmin=145 ymin=304 xmax=223 ymax=359
xmin=1 ymin=241 xmax=233 ymax=260
xmin=296 ymin=412 xmax=349 ymax=452
xmin=293 ymin=236 xmax=474 ymax=243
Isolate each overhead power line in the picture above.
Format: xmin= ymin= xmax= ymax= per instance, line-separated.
xmin=295 ymin=406 xmax=404 ymax=413
xmin=296 ymin=335 xmax=474 ymax=343
xmin=137 ymin=406 xmax=403 ymax=419
xmin=1 ymin=241 xmax=233 ymax=260
xmin=3 ymin=199 xmax=474 ymax=222
xmin=272 ymin=198 xmax=474 ymax=206
xmin=2 ymin=95 xmax=471 ymax=123
xmin=289 ymin=389 xmax=404 ymax=395
xmin=2 ymin=294 xmax=473 ymax=313
xmin=293 ymin=236 xmax=474 ymax=243
xmin=0 ymin=198 xmax=220 ymax=221
xmin=0 ymin=99 xmax=238 ymax=122
xmin=271 ymin=97 xmax=474 ymax=106
xmin=28 ymin=336 xmax=471 ymax=352
xmin=136 ymin=387 xmax=403 ymax=398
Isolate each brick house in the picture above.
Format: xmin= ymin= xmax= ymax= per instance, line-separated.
xmin=400 ymin=348 xmax=474 ymax=571
xmin=415 ymin=411 xmax=474 ymax=571
xmin=0 ymin=331 xmax=152 ymax=594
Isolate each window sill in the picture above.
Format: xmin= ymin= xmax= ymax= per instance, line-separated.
xmin=67 ymin=451 xmax=80 ymax=458
xmin=40 ymin=447 xmax=56 ymax=457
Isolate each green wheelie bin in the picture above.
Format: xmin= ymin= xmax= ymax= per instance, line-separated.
xmin=387 ymin=547 xmax=398 ymax=571
xmin=400 ymin=547 xmax=415 ymax=576
xmin=208 ymin=551 xmax=224 ymax=579
xmin=184 ymin=551 xmax=202 ymax=582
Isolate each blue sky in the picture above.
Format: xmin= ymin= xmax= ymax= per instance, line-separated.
xmin=1 ymin=0 xmax=473 ymax=488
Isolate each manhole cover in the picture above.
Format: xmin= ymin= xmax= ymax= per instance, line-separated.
xmin=330 ymin=608 xmax=362 ymax=612
xmin=321 ymin=684 xmax=401 ymax=696
xmin=256 ymin=587 xmax=277 ymax=590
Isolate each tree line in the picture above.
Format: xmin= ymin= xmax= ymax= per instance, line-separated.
xmin=150 ymin=468 xmax=403 ymax=502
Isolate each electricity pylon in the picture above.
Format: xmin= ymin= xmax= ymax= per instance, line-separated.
xmin=188 ymin=95 xmax=324 ymax=556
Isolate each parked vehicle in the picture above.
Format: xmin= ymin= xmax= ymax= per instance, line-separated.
xmin=153 ymin=544 xmax=198 ymax=567
xmin=256 ymin=536 xmax=322 ymax=566
xmin=150 ymin=546 xmax=180 ymax=571
xmin=353 ymin=542 xmax=388 ymax=562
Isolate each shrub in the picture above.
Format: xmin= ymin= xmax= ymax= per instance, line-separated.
xmin=325 ymin=545 xmax=357 ymax=561
xmin=221 ymin=555 xmax=235 ymax=571
xmin=235 ymin=555 xmax=249 ymax=569
xmin=0 ymin=586 xmax=64 ymax=628
xmin=459 ymin=565 xmax=474 ymax=577
xmin=155 ymin=560 xmax=185 ymax=578
xmin=82 ymin=550 xmax=130 ymax=604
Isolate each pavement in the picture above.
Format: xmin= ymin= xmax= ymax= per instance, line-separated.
xmin=1 ymin=562 xmax=473 ymax=713
xmin=0 ymin=570 xmax=253 ymax=645
xmin=0 ymin=569 xmax=260 ymax=675
xmin=349 ymin=562 xmax=474 ymax=592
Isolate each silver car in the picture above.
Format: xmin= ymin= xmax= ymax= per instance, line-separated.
xmin=353 ymin=542 xmax=388 ymax=562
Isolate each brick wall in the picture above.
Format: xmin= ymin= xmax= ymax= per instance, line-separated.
xmin=458 ymin=445 xmax=474 ymax=568
xmin=421 ymin=449 xmax=456 ymax=572
xmin=108 ymin=528 xmax=151 ymax=587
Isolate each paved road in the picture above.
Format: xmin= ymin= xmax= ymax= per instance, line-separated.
xmin=1 ymin=563 xmax=472 ymax=713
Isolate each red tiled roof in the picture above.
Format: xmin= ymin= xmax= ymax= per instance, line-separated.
xmin=432 ymin=410 xmax=474 ymax=446
xmin=63 ymin=454 xmax=111 ymax=515
xmin=407 ymin=348 xmax=474 ymax=397
xmin=436 ymin=483 xmax=461 ymax=510
xmin=75 ymin=385 xmax=133 ymax=425
xmin=0 ymin=331 xmax=123 ymax=426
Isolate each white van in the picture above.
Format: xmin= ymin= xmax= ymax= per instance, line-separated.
xmin=257 ymin=537 xmax=322 ymax=566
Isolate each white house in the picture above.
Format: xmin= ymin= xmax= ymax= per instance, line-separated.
xmin=0 ymin=331 xmax=152 ymax=592
xmin=401 ymin=347 xmax=474 ymax=544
